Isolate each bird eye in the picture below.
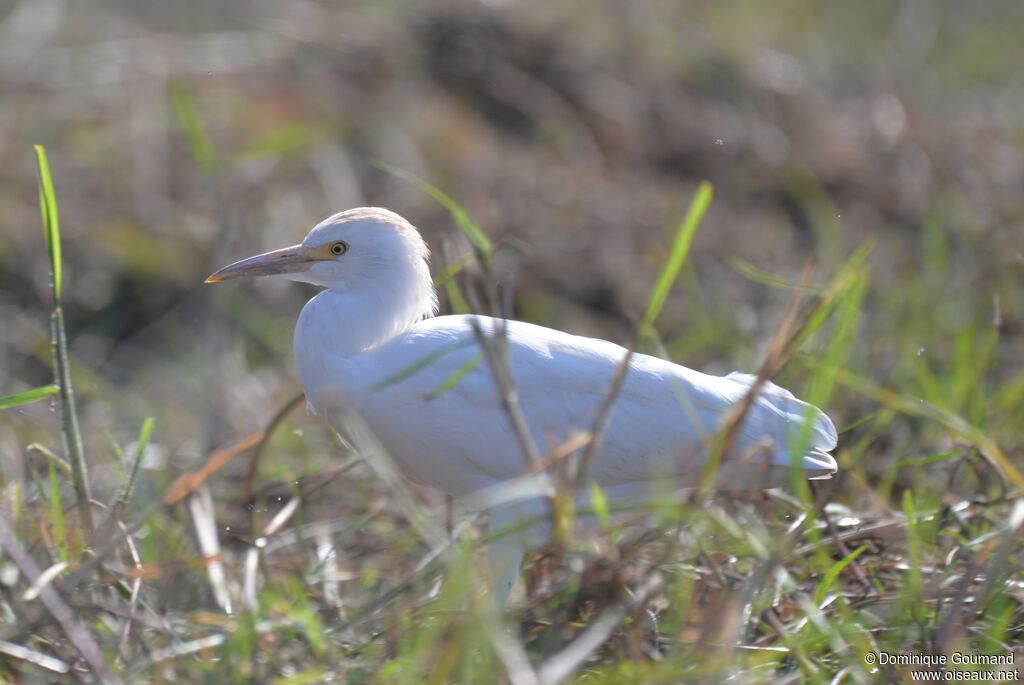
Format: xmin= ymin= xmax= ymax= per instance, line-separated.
xmin=329 ymin=241 xmax=348 ymax=256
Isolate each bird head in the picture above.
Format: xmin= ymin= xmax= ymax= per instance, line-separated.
xmin=205 ymin=207 xmax=434 ymax=294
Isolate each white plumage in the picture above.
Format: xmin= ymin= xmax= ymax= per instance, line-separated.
xmin=207 ymin=207 xmax=838 ymax=603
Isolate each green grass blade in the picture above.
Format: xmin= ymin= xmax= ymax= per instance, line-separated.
xmin=803 ymin=266 xmax=867 ymax=408
xmin=169 ymin=83 xmax=217 ymax=169
xmin=8 ymin=481 xmax=21 ymax=528
xmin=435 ymin=255 xmax=472 ymax=314
xmin=423 ymin=352 xmax=483 ymax=399
xmin=891 ymin=450 xmax=960 ymax=469
xmin=229 ymin=122 xmax=323 ymax=162
xmin=34 ymin=145 xmax=93 ymax=536
xmin=433 ymin=255 xmax=474 ymax=289
xmin=589 ymin=481 xmax=611 ymax=531
xmin=34 ymin=145 xmax=61 ymax=305
xmin=376 ymin=163 xmax=493 ymax=262
xmin=901 ymin=492 xmax=922 ymax=602
xmin=369 ymin=339 xmax=475 ymax=393
xmin=0 ymin=384 xmax=57 ymax=410
xmin=48 ymin=461 xmax=68 ymax=563
xmin=641 ymin=181 xmax=713 ymax=332
xmin=442 ymin=277 xmax=470 ymax=314
xmin=27 ymin=443 xmax=71 ymax=476
xmin=812 ymin=545 xmax=866 ymax=605
xmin=791 ymin=242 xmax=873 ymax=352
xmin=729 ymin=256 xmax=823 ymax=293
xmin=118 ymin=417 xmax=153 ymax=507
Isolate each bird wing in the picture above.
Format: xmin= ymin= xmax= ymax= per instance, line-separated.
xmin=352 ymin=315 xmax=837 ymax=493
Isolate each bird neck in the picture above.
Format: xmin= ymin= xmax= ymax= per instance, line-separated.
xmin=295 ymin=271 xmax=436 ymax=358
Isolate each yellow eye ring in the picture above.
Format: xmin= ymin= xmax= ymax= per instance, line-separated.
xmin=330 ymin=241 xmax=348 ymax=256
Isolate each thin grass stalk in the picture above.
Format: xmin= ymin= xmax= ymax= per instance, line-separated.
xmin=467 ymin=314 xmax=543 ymax=470
xmin=115 ymin=520 xmax=144 ymax=656
xmin=458 ymin=255 xmax=542 ymax=471
xmin=117 ymin=417 xmax=153 ymax=510
xmin=698 ymin=262 xmax=817 ymax=491
xmin=243 ymin=391 xmax=305 ymax=505
xmin=185 ymin=485 xmax=232 ymax=614
xmin=52 ymin=313 xmax=92 ymax=535
xmin=381 ymin=165 xmax=540 ymax=470
xmin=27 ymin=443 xmax=71 ymax=476
xmin=571 ymin=347 xmax=634 ymax=490
xmin=34 ymin=145 xmax=93 ymax=536
xmin=575 ymin=182 xmax=712 ymax=491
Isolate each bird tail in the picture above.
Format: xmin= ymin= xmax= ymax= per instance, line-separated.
xmin=725 ymin=372 xmax=838 ymax=480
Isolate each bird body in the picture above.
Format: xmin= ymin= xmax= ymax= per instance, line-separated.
xmin=207 ymin=207 xmax=838 ymax=602
xmin=295 ymin=308 xmax=836 ymax=499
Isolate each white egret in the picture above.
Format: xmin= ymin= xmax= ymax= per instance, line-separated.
xmin=206 ymin=207 xmax=837 ymax=603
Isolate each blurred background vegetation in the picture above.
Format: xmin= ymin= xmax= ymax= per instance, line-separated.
xmin=2 ymin=0 xmax=1024 ymax=682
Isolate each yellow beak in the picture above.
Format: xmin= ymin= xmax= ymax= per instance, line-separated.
xmin=205 ymin=245 xmax=312 ymax=283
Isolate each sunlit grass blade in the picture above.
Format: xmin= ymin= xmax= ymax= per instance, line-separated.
xmin=790 ymin=242 xmax=873 ymax=352
xmin=433 ymin=254 xmax=474 ymax=290
xmin=34 ymin=145 xmax=93 ymax=536
xmin=0 ymin=385 xmax=57 ymax=410
xmin=588 ymin=481 xmax=611 ymax=531
xmin=117 ymin=417 xmax=153 ymax=509
xmin=803 ymin=263 xmax=868 ymax=408
xmin=812 ymin=545 xmax=866 ymax=605
xmin=368 ymin=339 xmax=476 ymax=393
xmin=8 ymin=482 xmax=21 ymax=529
xmin=442 ymin=276 xmax=470 ymax=315
xmin=424 ymin=352 xmax=483 ymax=399
xmin=434 ymin=255 xmax=472 ymax=314
xmin=901 ymin=492 xmax=923 ymax=603
xmin=47 ymin=462 xmax=68 ymax=563
xmin=699 ymin=263 xmax=811 ymax=489
xmin=376 ymin=163 xmax=493 ymax=262
xmin=640 ymin=181 xmax=713 ymax=333
xmin=571 ymin=183 xmax=713 ymax=489
xmin=436 ymin=253 xmax=475 ymax=313
xmin=34 ymin=146 xmax=61 ymax=305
